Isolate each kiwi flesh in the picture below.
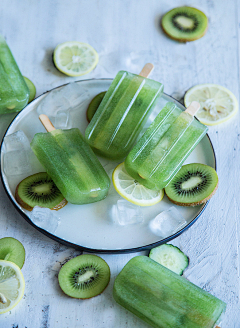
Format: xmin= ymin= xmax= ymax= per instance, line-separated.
xmin=0 ymin=237 xmax=25 ymax=269
xmin=165 ymin=163 xmax=218 ymax=206
xmin=161 ymin=6 xmax=208 ymax=42
xmin=23 ymin=76 xmax=36 ymax=103
xmin=15 ymin=172 xmax=67 ymax=211
xmin=86 ymin=91 xmax=106 ymax=122
xmin=58 ymin=254 xmax=110 ymax=299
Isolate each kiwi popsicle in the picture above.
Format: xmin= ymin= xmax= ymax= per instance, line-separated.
xmin=31 ymin=115 xmax=110 ymax=205
xmin=124 ymin=101 xmax=208 ymax=190
xmin=0 ymin=35 xmax=29 ymax=114
xmin=113 ymin=256 xmax=226 ymax=328
xmin=85 ymin=66 xmax=163 ymax=160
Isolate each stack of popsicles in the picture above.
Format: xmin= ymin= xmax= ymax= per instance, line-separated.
xmin=0 ymin=35 xmax=29 ymax=114
xmin=29 ymin=65 xmax=208 ymax=206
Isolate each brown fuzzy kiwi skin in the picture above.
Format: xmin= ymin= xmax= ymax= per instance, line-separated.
xmin=161 ymin=21 xmax=208 ymax=43
xmin=15 ymin=182 xmax=68 ymax=211
xmin=166 ymin=181 xmax=219 ymax=207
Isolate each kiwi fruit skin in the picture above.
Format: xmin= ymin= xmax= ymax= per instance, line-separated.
xmin=58 ymin=254 xmax=110 ymax=299
xmin=15 ymin=172 xmax=67 ymax=211
xmin=86 ymin=91 xmax=106 ymax=122
xmin=165 ymin=163 xmax=218 ymax=206
xmin=0 ymin=237 xmax=25 ymax=269
xmin=161 ymin=6 xmax=208 ymax=42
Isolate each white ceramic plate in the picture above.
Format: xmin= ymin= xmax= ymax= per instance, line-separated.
xmin=0 ymin=79 xmax=216 ymax=253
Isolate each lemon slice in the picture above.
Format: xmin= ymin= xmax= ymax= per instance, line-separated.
xmin=112 ymin=163 xmax=164 ymax=206
xmin=184 ymin=83 xmax=238 ymax=125
xmin=53 ymin=41 xmax=98 ymax=77
xmin=0 ymin=260 xmax=25 ymax=314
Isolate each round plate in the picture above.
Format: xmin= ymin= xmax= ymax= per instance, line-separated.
xmin=0 ymin=79 xmax=216 ymax=253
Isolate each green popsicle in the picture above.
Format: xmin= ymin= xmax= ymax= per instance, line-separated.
xmin=125 ymin=102 xmax=208 ymax=190
xmin=113 ymin=256 xmax=226 ymax=328
xmin=85 ymin=66 xmax=163 ymax=160
xmin=31 ymin=115 xmax=110 ymax=205
xmin=0 ymin=35 xmax=29 ymax=114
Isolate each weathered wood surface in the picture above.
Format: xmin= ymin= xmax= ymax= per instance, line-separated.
xmin=0 ymin=0 xmax=239 ymax=327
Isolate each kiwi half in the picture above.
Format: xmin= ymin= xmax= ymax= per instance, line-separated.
xmin=165 ymin=163 xmax=218 ymax=206
xmin=161 ymin=6 xmax=208 ymax=42
xmin=15 ymin=172 xmax=67 ymax=211
xmin=0 ymin=237 xmax=25 ymax=269
xmin=58 ymin=254 xmax=110 ymax=299
xmin=86 ymin=91 xmax=106 ymax=122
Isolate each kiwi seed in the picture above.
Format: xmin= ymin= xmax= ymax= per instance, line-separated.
xmin=161 ymin=6 xmax=208 ymax=42
xmin=165 ymin=163 xmax=218 ymax=206
xmin=86 ymin=91 xmax=106 ymax=122
xmin=15 ymin=172 xmax=67 ymax=211
xmin=58 ymin=254 xmax=110 ymax=299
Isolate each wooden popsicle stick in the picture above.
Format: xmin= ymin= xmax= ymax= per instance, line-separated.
xmin=39 ymin=114 xmax=56 ymax=132
xmin=185 ymin=101 xmax=200 ymax=116
xmin=139 ymin=63 xmax=154 ymax=78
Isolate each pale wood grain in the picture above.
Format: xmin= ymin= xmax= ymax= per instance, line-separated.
xmin=0 ymin=0 xmax=239 ymax=327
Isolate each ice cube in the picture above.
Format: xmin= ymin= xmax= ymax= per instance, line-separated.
xmin=30 ymin=206 xmax=60 ymax=233
xmin=112 ymin=199 xmax=144 ymax=226
xmin=3 ymin=149 xmax=32 ymax=176
xmin=54 ymin=109 xmax=72 ymax=129
xmin=60 ymin=83 xmax=89 ymax=109
xmin=3 ymin=130 xmax=30 ymax=152
xmin=149 ymin=207 xmax=187 ymax=238
xmin=3 ymin=130 xmax=34 ymax=177
xmin=36 ymin=83 xmax=89 ymax=129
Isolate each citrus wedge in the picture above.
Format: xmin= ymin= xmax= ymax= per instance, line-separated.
xmin=53 ymin=41 xmax=98 ymax=77
xmin=184 ymin=83 xmax=238 ymax=125
xmin=112 ymin=163 xmax=164 ymax=206
xmin=0 ymin=260 xmax=25 ymax=314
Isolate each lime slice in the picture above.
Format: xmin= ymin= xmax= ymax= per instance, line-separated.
xmin=53 ymin=41 xmax=98 ymax=77
xmin=184 ymin=83 xmax=238 ymax=125
xmin=112 ymin=163 xmax=164 ymax=206
xmin=0 ymin=260 xmax=25 ymax=314
xmin=23 ymin=77 xmax=36 ymax=103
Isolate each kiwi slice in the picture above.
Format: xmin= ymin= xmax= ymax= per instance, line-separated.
xmin=23 ymin=76 xmax=36 ymax=103
xmin=165 ymin=163 xmax=218 ymax=206
xmin=0 ymin=237 xmax=25 ymax=269
xmin=58 ymin=254 xmax=110 ymax=299
xmin=15 ymin=172 xmax=67 ymax=211
xmin=86 ymin=91 xmax=106 ymax=122
xmin=161 ymin=6 xmax=208 ymax=42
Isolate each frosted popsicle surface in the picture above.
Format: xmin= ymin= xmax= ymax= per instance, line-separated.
xmin=113 ymin=256 xmax=226 ymax=328
xmin=31 ymin=128 xmax=110 ymax=205
xmin=85 ymin=70 xmax=163 ymax=160
xmin=0 ymin=35 xmax=29 ymax=114
xmin=125 ymin=102 xmax=208 ymax=190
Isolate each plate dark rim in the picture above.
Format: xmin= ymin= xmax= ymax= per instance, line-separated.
xmin=0 ymin=79 xmax=216 ymax=254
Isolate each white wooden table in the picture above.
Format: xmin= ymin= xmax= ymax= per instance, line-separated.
xmin=0 ymin=1 xmax=239 ymax=327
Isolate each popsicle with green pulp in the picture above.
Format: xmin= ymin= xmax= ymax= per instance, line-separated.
xmin=113 ymin=256 xmax=226 ymax=328
xmin=30 ymin=115 xmax=110 ymax=205
xmin=85 ymin=64 xmax=163 ymax=160
xmin=0 ymin=35 xmax=29 ymax=114
xmin=124 ymin=101 xmax=208 ymax=190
